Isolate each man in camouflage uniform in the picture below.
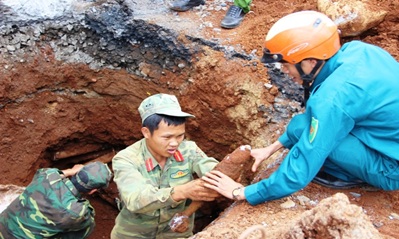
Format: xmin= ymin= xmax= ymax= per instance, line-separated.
xmin=0 ymin=161 xmax=112 ymax=239
xmin=111 ymin=93 xmax=219 ymax=239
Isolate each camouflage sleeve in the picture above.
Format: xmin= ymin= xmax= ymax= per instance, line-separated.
xmin=185 ymin=142 xmax=219 ymax=177
xmin=57 ymin=202 xmax=96 ymax=236
xmin=112 ymin=148 xmax=179 ymax=214
xmin=55 ymin=222 xmax=95 ymax=239
xmin=41 ymin=169 xmax=97 ymax=237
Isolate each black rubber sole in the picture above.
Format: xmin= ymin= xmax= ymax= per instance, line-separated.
xmin=311 ymin=171 xmax=369 ymax=189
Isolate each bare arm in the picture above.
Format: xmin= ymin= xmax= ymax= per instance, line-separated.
xmin=202 ymin=170 xmax=244 ymax=200
xmin=61 ymin=164 xmax=84 ymax=177
xmin=251 ymin=141 xmax=284 ymax=172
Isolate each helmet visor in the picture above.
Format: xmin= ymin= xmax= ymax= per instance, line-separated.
xmin=261 ymin=48 xmax=284 ymax=63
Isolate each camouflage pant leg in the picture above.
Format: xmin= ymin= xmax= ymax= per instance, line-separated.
xmin=0 ymin=225 xmax=14 ymax=239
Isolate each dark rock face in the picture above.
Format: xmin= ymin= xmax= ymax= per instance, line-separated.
xmin=83 ymin=3 xmax=195 ymax=70
xmin=266 ymin=66 xmax=304 ymax=104
xmin=1 ymin=1 xmax=194 ymax=75
xmin=1 ymin=1 xmax=256 ymax=78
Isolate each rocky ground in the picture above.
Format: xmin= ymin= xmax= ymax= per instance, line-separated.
xmin=0 ymin=0 xmax=398 ymax=238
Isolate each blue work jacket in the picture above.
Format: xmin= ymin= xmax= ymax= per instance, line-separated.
xmin=246 ymin=41 xmax=399 ymax=205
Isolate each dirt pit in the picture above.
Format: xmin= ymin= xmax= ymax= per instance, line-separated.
xmin=98 ymin=0 xmax=399 ymax=237
xmin=1 ymin=0 xmax=399 ymax=238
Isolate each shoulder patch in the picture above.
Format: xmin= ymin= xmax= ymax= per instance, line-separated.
xmin=309 ymin=117 xmax=319 ymax=143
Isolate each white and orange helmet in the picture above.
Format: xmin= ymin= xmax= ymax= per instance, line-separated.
xmin=261 ymin=11 xmax=341 ymax=64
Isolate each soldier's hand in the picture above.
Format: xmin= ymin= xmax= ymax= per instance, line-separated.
xmin=172 ymin=179 xmax=219 ymax=202
xmin=62 ymin=164 xmax=84 ymax=177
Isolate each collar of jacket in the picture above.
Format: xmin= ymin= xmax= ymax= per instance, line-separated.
xmin=145 ymin=150 xmax=185 ymax=172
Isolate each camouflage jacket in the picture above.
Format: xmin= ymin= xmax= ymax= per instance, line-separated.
xmin=0 ymin=168 xmax=95 ymax=239
xmin=111 ymin=139 xmax=218 ymax=239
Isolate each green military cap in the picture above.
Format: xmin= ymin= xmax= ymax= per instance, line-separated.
xmin=72 ymin=162 xmax=112 ymax=192
xmin=138 ymin=93 xmax=195 ymax=123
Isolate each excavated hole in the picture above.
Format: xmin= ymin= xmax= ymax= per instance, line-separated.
xmin=0 ymin=2 xmax=299 ymax=237
xmin=41 ymin=135 xmax=229 ymax=234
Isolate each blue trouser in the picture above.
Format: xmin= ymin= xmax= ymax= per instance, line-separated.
xmin=234 ymin=0 xmax=252 ymax=12
xmin=285 ymin=114 xmax=399 ymax=190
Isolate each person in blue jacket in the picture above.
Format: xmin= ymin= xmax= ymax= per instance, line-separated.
xmin=201 ymin=10 xmax=399 ymax=205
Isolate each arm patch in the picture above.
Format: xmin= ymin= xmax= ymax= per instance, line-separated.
xmin=309 ymin=117 xmax=319 ymax=143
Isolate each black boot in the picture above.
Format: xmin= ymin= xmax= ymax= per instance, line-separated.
xmin=168 ymin=0 xmax=205 ymax=12
xmin=221 ymin=5 xmax=246 ymax=29
xmin=312 ymin=171 xmax=369 ymax=189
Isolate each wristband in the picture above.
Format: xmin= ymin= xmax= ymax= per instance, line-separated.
xmin=232 ymin=186 xmax=242 ymax=200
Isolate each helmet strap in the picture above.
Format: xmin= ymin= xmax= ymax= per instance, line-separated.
xmin=295 ymin=60 xmax=323 ymax=106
